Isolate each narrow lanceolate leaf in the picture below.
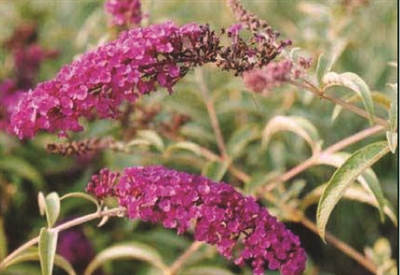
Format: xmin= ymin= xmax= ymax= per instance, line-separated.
xmin=165 ymin=141 xmax=202 ymax=157
xmin=84 ymin=242 xmax=167 ymax=275
xmin=386 ymin=131 xmax=398 ymax=154
xmin=388 ymin=100 xmax=397 ymax=133
xmin=302 ymin=185 xmax=397 ymax=226
xmin=357 ymin=169 xmax=386 ymax=221
xmin=53 ymin=254 xmax=77 ymax=275
xmin=44 ymin=192 xmax=61 ymax=228
xmin=332 ymin=92 xmax=392 ymax=122
xmin=39 ymin=228 xmax=58 ymax=275
xmin=1 ymin=250 xmax=76 ymax=275
xmin=316 ymin=53 xmax=331 ymax=86
xmin=38 ymin=192 xmax=46 ymax=217
xmin=0 ymin=217 xmax=7 ymax=261
xmin=386 ymin=84 xmax=398 ymax=153
xmin=317 ymin=141 xmax=390 ymax=241
xmin=322 ymin=72 xmax=375 ymax=124
xmin=262 ymin=116 xmax=321 ymax=153
xmin=137 ymin=130 xmax=164 ymax=152
xmin=317 ymin=152 xmax=386 ymax=221
xmin=60 ymin=192 xmax=100 ymax=210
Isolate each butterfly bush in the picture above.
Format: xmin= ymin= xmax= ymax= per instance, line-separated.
xmin=86 ymin=166 xmax=307 ymax=275
xmin=105 ymin=0 xmax=142 ymax=27
xmin=10 ymin=21 xmax=288 ymax=139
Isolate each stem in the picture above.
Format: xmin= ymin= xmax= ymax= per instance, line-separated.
xmin=300 ymin=216 xmax=377 ymax=274
xmin=165 ymin=241 xmax=203 ymax=275
xmin=195 ymin=69 xmax=229 ymax=159
xmin=291 ymin=79 xmax=390 ymax=129
xmin=323 ymin=124 xmax=384 ymax=154
xmin=0 ymin=207 xmax=126 ymax=271
xmin=263 ymin=124 xmax=385 ymax=192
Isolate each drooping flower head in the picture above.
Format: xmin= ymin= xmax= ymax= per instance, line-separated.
xmin=10 ymin=21 xmax=288 ymax=139
xmin=86 ymin=166 xmax=307 ymax=275
xmin=105 ymin=0 xmax=142 ymax=28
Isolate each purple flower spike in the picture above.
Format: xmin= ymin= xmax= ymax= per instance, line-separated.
xmin=86 ymin=166 xmax=307 ymax=275
xmin=10 ymin=22 xmax=203 ymax=139
xmin=10 ymin=20 xmax=287 ymax=139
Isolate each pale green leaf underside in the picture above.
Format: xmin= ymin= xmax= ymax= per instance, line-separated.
xmin=262 ymin=115 xmax=321 ymax=153
xmin=44 ymin=193 xmax=60 ymax=228
xmin=1 ymin=250 xmax=76 ymax=275
xmin=39 ymin=228 xmax=58 ymax=275
xmin=322 ymin=72 xmax=375 ymax=124
xmin=317 ymin=141 xmax=390 ymax=241
xmin=84 ymin=242 xmax=167 ymax=275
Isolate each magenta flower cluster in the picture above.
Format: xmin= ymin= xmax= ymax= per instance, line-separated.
xmin=105 ymin=0 xmax=142 ymax=27
xmin=10 ymin=22 xmax=206 ymax=139
xmin=10 ymin=21 xmax=287 ymax=139
xmin=86 ymin=166 xmax=307 ymax=275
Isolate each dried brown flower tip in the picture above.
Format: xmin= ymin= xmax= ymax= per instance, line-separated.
xmin=47 ymin=137 xmax=115 ymax=156
xmin=226 ymin=0 xmax=281 ymax=42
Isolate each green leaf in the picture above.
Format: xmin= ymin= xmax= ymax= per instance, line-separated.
xmin=358 ymin=169 xmax=386 ymax=221
xmin=332 ymin=92 xmax=392 ymax=122
xmin=60 ymin=192 xmax=100 ymax=210
xmin=1 ymin=250 xmax=76 ymax=275
xmin=201 ymin=160 xmax=229 ymax=182
xmin=84 ymin=242 xmax=167 ymax=275
xmin=227 ymin=124 xmax=260 ymax=160
xmin=44 ymin=193 xmax=60 ymax=228
xmin=180 ymin=266 xmax=235 ymax=275
xmin=386 ymin=131 xmax=397 ymax=154
xmin=322 ymin=72 xmax=375 ymax=124
xmin=262 ymin=116 xmax=321 ymax=153
xmin=137 ymin=130 xmax=164 ymax=151
xmin=38 ymin=192 xmax=46 ymax=216
xmin=39 ymin=228 xmax=58 ymax=275
xmin=165 ymin=141 xmax=202 ymax=157
xmin=388 ymin=100 xmax=397 ymax=133
xmin=0 ymin=156 xmax=44 ymax=189
xmin=302 ymin=185 xmax=397 ymax=226
xmin=317 ymin=141 xmax=390 ymax=241
xmin=317 ymin=152 xmax=387 ymax=222
xmin=316 ymin=53 xmax=332 ymax=86
xmin=0 ymin=217 xmax=7 ymax=261
xmin=53 ymin=254 xmax=77 ymax=275
xmin=386 ymin=84 xmax=398 ymax=153
xmin=0 ymin=250 xmax=40 ymax=271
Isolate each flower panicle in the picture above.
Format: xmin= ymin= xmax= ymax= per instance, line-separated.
xmin=10 ymin=21 xmax=288 ymax=139
xmin=86 ymin=165 xmax=307 ymax=275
